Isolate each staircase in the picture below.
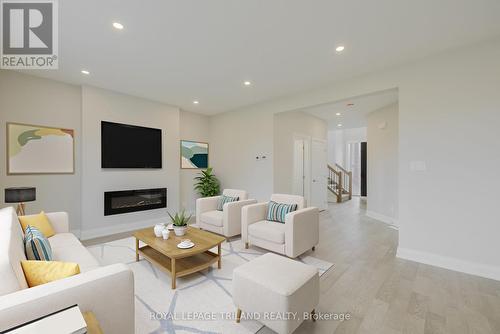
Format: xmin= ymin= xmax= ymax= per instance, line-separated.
xmin=327 ymin=164 xmax=352 ymax=203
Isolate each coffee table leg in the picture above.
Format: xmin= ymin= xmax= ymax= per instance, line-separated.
xmin=217 ymin=243 xmax=222 ymax=269
xmin=171 ymin=258 xmax=176 ymax=289
xmin=135 ymin=238 xmax=139 ymax=262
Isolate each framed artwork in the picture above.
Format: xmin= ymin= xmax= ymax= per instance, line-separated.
xmin=180 ymin=140 xmax=209 ymax=169
xmin=7 ymin=122 xmax=75 ymax=175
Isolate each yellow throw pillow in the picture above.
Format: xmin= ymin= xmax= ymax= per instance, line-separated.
xmin=21 ymin=260 xmax=80 ymax=287
xmin=19 ymin=211 xmax=55 ymax=238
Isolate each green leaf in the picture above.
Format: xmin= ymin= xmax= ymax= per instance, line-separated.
xmin=193 ymin=166 xmax=220 ymax=197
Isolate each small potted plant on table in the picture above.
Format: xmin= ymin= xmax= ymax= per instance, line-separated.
xmin=168 ymin=210 xmax=192 ymax=236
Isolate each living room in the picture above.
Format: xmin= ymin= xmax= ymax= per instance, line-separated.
xmin=1 ymin=1 xmax=500 ymax=334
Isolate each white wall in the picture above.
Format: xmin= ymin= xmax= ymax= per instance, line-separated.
xmin=366 ymin=103 xmax=399 ymax=224
xmin=3 ymin=37 xmax=500 ymax=279
xmin=209 ymin=109 xmax=274 ymax=201
xmin=80 ymin=86 xmax=180 ymax=239
xmin=209 ymin=37 xmax=500 ymax=280
xmin=273 ymin=110 xmax=327 ymax=194
xmin=179 ymin=110 xmax=210 ymax=214
xmin=0 ymin=71 xmax=82 ymax=234
xmin=327 ymin=127 xmax=367 ymax=167
xmin=0 ymin=73 xmax=209 ymax=239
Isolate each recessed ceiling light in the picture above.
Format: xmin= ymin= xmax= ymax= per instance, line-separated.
xmin=243 ymin=81 xmax=252 ymax=86
xmin=113 ymin=22 xmax=124 ymax=30
xmin=193 ymin=100 xmax=199 ymax=104
xmin=335 ymin=45 xmax=345 ymax=53
xmin=336 ymin=112 xmax=341 ymax=116
xmin=337 ymin=123 xmax=343 ymax=127
xmin=81 ymin=70 xmax=90 ymax=75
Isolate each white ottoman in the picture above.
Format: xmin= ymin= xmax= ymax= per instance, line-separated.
xmin=232 ymin=253 xmax=319 ymax=334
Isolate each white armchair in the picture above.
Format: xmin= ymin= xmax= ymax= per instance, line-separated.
xmin=196 ymin=189 xmax=257 ymax=237
xmin=242 ymin=194 xmax=319 ymax=258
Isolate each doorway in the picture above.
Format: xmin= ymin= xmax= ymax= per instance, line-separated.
xmin=311 ymin=139 xmax=328 ymax=210
xmin=292 ymin=135 xmax=327 ymax=210
xmin=345 ymin=141 xmax=367 ymax=197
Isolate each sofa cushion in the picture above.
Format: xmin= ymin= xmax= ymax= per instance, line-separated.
xmin=200 ymin=210 xmax=224 ymax=227
xmin=49 ymin=233 xmax=100 ymax=272
xmin=18 ymin=211 xmax=55 ymax=238
xmin=248 ymin=220 xmax=286 ymax=244
xmin=24 ymin=226 xmax=53 ymax=261
xmin=21 ymin=260 xmax=80 ymax=288
xmin=0 ymin=207 xmax=29 ymax=296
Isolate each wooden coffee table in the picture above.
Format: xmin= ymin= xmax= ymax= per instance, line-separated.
xmin=133 ymin=226 xmax=225 ymax=289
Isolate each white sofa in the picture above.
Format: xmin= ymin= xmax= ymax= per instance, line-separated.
xmin=0 ymin=207 xmax=135 ymax=334
xmin=242 ymin=194 xmax=319 ymax=258
xmin=196 ymin=189 xmax=257 ymax=237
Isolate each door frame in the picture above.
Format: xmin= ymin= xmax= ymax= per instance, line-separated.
xmin=345 ymin=141 xmax=361 ymax=196
xmin=292 ymin=133 xmax=311 ymax=206
xmin=311 ymin=137 xmax=328 ymax=210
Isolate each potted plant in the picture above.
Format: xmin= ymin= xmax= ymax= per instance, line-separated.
xmin=194 ymin=167 xmax=220 ymax=197
xmin=168 ymin=210 xmax=192 ymax=236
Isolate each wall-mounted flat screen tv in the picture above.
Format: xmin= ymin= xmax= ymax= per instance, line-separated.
xmin=101 ymin=121 xmax=162 ymax=168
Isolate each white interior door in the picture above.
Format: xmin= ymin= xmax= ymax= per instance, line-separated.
xmin=292 ymin=139 xmax=305 ymax=196
xmin=292 ymin=135 xmax=311 ymax=203
xmin=311 ymin=139 xmax=328 ymax=210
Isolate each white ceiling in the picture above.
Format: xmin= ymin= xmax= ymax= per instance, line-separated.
xmin=20 ymin=0 xmax=500 ymax=115
xmin=303 ymin=89 xmax=398 ymax=130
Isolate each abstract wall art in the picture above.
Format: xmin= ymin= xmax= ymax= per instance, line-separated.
xmin=7 ymin=122 xmax=75 ymax=174
xmin=180 ymin=140 xmax=208 ymax=169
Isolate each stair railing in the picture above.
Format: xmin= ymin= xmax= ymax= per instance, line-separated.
xmin=327 ymin=164 xmax=342 ymax=202
xmin=327 ymin=164 xmax=353 ymax=202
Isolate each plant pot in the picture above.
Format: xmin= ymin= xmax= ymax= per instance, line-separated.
xmin=173 ymin=225 xmax=188 ymax=236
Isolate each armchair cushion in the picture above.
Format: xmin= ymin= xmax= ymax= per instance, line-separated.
xmin=216 ymin=195 xmax=239 ymax=211
xmin=270 ymin=194 xmax=305 ymax=210
xmin=248 ymin=220 xmax=286 ymax=244
xmin=200 ymin=210 xmax=224 ymax=227
xmin=223 ymin=189 xmax=248 ymax=200
xmin=266 ymin=201 xmax=298 ymax=223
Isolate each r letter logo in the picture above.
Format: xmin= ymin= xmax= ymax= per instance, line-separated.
xmin=1 ymin=0 xmax=58 ymax=69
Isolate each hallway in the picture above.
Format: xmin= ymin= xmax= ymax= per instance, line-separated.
xmin=266 ymin=198 xmax=500 ymax=334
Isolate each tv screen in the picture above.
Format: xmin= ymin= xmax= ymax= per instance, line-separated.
xmin=101 ymin=121 xmax=162 ymax=168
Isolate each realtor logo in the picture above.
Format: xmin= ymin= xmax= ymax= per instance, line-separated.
xmin=1 ymin=0 xmax=58 ymax=69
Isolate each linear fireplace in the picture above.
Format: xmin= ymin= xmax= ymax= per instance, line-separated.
xmin=104 ymin=188 xmax=167 ymax=216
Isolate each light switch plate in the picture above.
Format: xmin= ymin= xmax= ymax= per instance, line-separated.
xmin=410 ymin=161 xmax=427 ymax=171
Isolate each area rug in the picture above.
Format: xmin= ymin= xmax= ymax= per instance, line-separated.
xmin=87 ymin=236 xmax=333 ymax=334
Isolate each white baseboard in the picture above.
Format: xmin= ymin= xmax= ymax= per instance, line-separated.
xmin=366 ymin=210 xmax=398 ymax=227
xmin=397 ymin=247 xmax=500 ymax=281
xmin=80 ymin=217 xmax=165 ymax=240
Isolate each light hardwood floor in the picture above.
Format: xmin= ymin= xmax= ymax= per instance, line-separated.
xmin=83 ymin=198 xmax=500 ymax=334
xmin=263 ymin=197 xmax=500 ymax=334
